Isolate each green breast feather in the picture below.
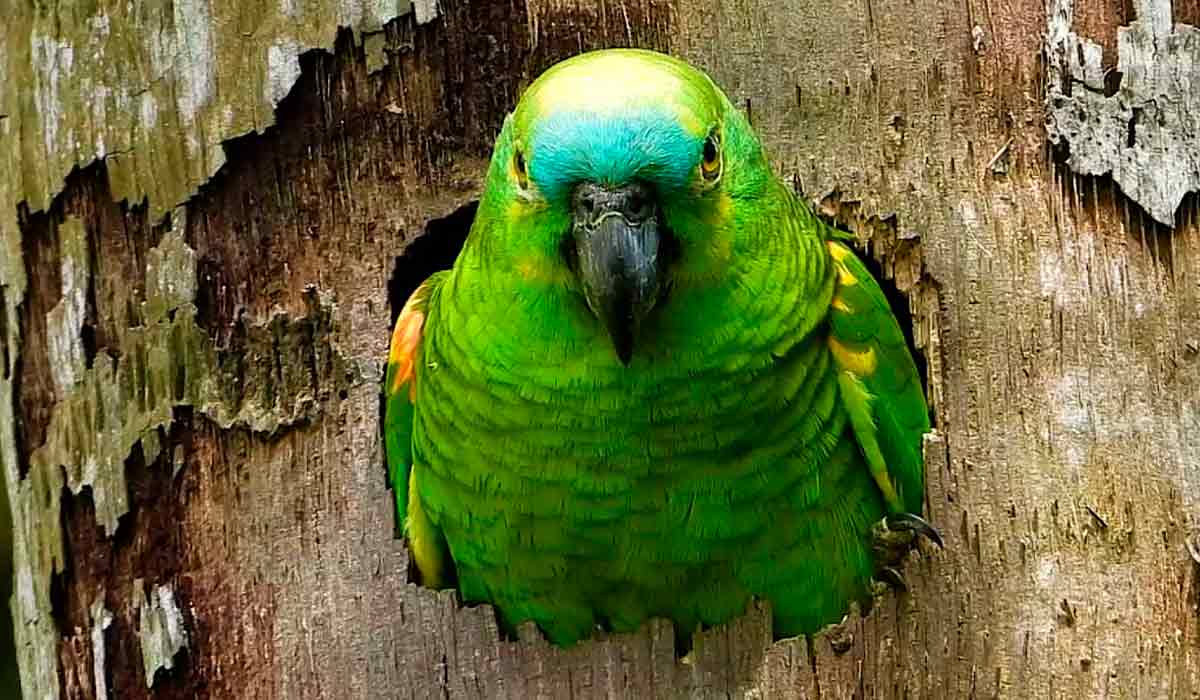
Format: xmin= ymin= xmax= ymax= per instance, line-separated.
xmin=384 ymin=48 xmax=939 ymax=647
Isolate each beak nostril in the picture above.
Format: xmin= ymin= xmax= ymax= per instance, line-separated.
xmin=574 ymin=182 xmax=655 ymax=224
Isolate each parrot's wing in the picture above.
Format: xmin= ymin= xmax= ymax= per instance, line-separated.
xmin=384 ymin=271 xmax=452 ymax=587
xmin=825 ymin=241 xmax=929 ymax=515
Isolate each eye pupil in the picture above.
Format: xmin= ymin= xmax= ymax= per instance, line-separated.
xmin=701 ymin=134 xmax=721 ymax=180
xmin=514 ymin=149 xmax=529 ymax=188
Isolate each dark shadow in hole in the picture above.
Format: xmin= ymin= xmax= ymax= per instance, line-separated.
xmin=1127 ymin=106 xmax=1140 ymax=147
xmin=48 ymin=482 xmax=77 ymax=631
xmin=1104 ymin=70 xmax=1123 ymax=98
xmin=387 ymin=201 xmax=479 ymax=326
xmin=80 ymin=323 xmax=98 ymax=367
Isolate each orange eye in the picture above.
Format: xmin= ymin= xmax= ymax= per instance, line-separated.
xmin=513 ymin=149 xmax=529 ymax=189
xmin=701 ymin=133 xmax=721 ymax=180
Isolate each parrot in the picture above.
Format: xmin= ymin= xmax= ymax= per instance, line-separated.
xmin=384 ymin=48 xmax=941 ymax=648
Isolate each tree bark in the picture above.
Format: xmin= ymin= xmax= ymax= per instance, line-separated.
xmin=2 ymin=0 xmax=1199 ymax=698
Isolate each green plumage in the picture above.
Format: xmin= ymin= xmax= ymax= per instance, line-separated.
xmin=385 ymin=49 xmax=930 ymax=646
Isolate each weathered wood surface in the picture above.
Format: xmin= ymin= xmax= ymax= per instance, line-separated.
xmin=2 ymin=0 xmax=1199 ymax=698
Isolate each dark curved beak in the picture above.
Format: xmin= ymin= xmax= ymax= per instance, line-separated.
xmin=570 ymin=181 xmax=661 ymax=365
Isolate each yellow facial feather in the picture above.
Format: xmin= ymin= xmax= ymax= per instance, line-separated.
xmin=709 ymin=190 xmax=733 ymax=224
xmin=521 ymin=51 xmax=714 ymax=139
xmin=516 ymin=256 xmax=573 ymax=284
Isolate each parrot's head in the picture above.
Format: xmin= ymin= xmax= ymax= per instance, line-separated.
xmin=471 ymin=48 xmax=774 ymax=365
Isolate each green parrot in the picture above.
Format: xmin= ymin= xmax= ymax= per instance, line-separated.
xmin=384 ymin=48 xmax=940 ymax=647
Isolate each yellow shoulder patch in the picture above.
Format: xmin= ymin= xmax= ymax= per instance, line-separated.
xmin=826 ymin=240 xmax=850 ymax=261
xmin=388 ymin=289 xmax=428 ymax=399
xmin=826 ymin=243 xmax=859 ymax=288
xmin=516 ymin=256 xmax=573 ymax=284
xmin=829 ymin=337 xmax=878 ymax=376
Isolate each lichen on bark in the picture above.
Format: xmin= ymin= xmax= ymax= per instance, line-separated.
xmin=134 ymin=581 xmax=189 ymax=689
xmin=1045 ymin=0 xmax=1200 ymax=225
xmin=7 ymin=209 xmax=356 ymax=696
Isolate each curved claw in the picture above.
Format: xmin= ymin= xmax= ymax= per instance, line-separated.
xmin=877 ymin=566 xmax=908 ymax=592
xmin=885 ymin=512 xmax=945 ymax=549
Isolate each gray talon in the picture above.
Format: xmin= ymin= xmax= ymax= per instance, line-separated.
xmin=884 ymin=513 xmax=945 ymax=549
xmin=878 ymin=566 xmax=907 ymax=591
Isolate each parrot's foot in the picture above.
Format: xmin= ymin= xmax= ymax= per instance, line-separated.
xmin=870 ymin=512 xmax=943 ymax=591
xmin=875 ymin=566 xmax=908 ymax=592
xmin=883 ymin=512 xmax=944 ymax=548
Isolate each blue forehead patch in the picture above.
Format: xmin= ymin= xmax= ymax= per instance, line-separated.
xmin=527 ymin=108 xmax=701 ymax=202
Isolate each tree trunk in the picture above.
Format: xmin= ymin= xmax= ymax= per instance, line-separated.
xmin=3 ymin=0 xmax=1199 ymax=697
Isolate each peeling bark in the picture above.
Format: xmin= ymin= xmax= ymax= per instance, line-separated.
xmin=1046 ymin=0 xmax=1200 ymax=225
xmin=134 ymin=582 xmax=188 ymax=688
xmin=2 ymin=0 xmax=1199 ymax=698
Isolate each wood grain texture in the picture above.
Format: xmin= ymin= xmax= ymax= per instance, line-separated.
xmin=2 ymin=0 xmax=1198 ymax=698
